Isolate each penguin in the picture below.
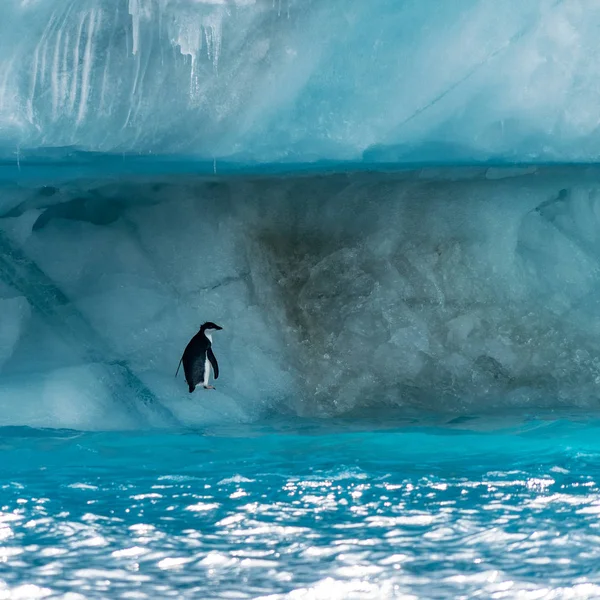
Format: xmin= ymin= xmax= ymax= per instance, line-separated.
xmin=176 ymin=322 xmax=223 ymax=392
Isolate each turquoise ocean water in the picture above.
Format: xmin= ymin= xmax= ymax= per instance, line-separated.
xmin=2 ymin=412 xmax=600 ymax=598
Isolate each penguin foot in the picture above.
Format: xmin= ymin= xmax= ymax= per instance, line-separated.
xmin=203 ymin=385 xmax=216 ymax=390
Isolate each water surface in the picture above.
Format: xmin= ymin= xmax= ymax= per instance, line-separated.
xmin=1 ymin=412 xmax=599 ymax=598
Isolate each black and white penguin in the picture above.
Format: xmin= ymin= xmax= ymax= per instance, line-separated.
xmin=176 ymin=322 xmax=222 ymax=392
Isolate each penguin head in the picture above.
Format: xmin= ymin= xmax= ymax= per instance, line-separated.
xmin=200 ymin=321 xmax=223 ymax=332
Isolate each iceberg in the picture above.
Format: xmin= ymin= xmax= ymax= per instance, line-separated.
xmin=0 ymin=2 xmax=599 ymax=429
xmin=1 ymin=0 xmax=600 ymax=163
xmin=0 ymin=165 xmax=600 ymax=428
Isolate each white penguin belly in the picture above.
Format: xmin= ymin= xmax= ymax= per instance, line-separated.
xmin=203 ymin=357 xmax=210 ymax=386
xmin=203 ymin=333 xmax=213 ymax=387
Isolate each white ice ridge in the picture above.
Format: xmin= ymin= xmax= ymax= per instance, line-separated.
xmin=1 ymin=0 xmax=600 ymax=162
xmin=1 ymin=166 xmax=600 ymax=429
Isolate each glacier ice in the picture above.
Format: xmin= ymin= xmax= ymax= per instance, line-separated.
xmin=2 ymin=0 xmax=600 ymax=163
xmin=1 ymin=166 xmax=600 ymax=428
xmin=2 ymin=0 xmax=600 ymax=429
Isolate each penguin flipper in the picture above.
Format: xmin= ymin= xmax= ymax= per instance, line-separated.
xmin=207 ymin=347 xmax=219 ymax=380
xmin=175 ymin=357 xmax=183 ymax=378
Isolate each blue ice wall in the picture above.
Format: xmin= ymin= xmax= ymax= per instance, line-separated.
xmin=2 ymin=1 xmax=600 ymax=429
xmin=2 ymin=166 xmax=600 ymax=429
xmin=2 ymin=0 xmax=600 ymax=164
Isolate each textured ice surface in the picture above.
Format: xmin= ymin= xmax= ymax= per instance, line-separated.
xmin=2 ymin=0 xmax=600 ymax=163
xmin=2 ymin=166 xmax=600 ymax=428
